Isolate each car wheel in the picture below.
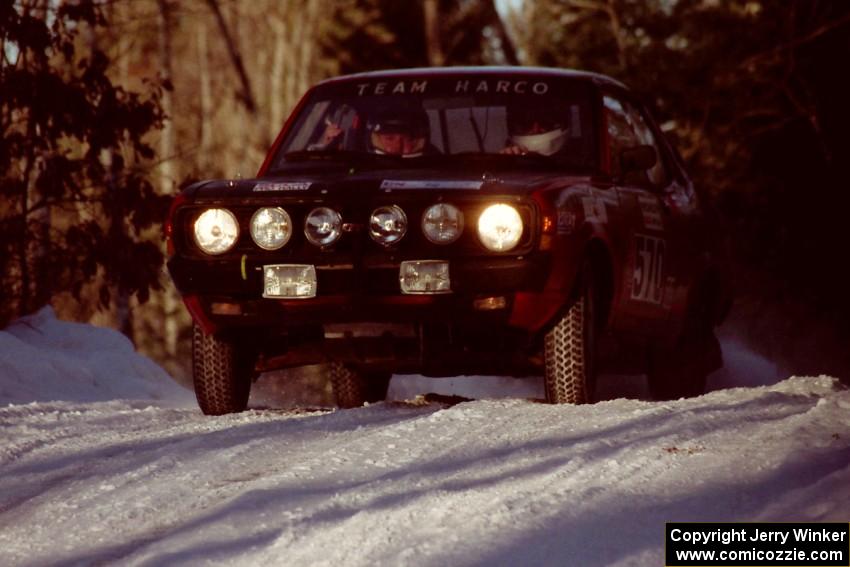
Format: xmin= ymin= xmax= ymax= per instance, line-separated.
xmin=364 ymin=372 xmax=392 ymax=403
xmin=192 ymin=324 xmax=255 ymax=415
xmin=544 ymin=264 xmax=597 ymax=404
xmin=330 ymin=364 xmax=391 ymax=408
xmin=647 ymin=332 xmax=718 ymax=401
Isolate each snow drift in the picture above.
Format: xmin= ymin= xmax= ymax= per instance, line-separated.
xmin=0 ymin=306 xmax=190 ymax=405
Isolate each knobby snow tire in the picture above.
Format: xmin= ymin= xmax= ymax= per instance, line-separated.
xmin=192 ymin=324 xmax=253 ymax=415
xmin=330 ymin=364 xmax=390 ymax=408
xmin=544 ymin=268 xmax=596 ymax=404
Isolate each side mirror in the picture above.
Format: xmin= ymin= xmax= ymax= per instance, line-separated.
xmin=620 ymin=145 xmax=657 ymax=173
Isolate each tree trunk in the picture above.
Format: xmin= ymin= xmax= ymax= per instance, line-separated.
xmin=197 ymin=20 xmax=214 ymax=173
xmin=269 ymin=14 xmax=288 ymax=141
xmin=485 ymin=0 xmax=520 ymax=65
xmin=423 ymin=0 xmax=445 ymax=66
xmin=158 ymin=0 xmax=179 ymax=359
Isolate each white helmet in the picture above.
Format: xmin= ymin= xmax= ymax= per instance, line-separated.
xmin=507 ymin=107 xmax=569 ymax=156
xmin=511 ymin=128 xmax=569 ymax=156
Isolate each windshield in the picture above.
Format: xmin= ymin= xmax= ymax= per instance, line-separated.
xmin=269 ymin=75 xmax=598 ymax=171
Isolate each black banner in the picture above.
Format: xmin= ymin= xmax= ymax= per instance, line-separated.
xmin=666 ymin=523 xmax=849 ymax=566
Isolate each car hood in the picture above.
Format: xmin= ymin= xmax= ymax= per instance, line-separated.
xmin=183 ymin=169 xmax=593 ymax=201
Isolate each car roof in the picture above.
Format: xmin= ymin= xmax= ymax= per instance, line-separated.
xmin=314 ymin=66 xmax=628 ymax=91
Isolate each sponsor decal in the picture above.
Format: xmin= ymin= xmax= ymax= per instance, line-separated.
xmin=252 ymin=181 xmax=312 ymax=192
xmin=380 ymin=179 xmax=483 ymax=190
xmin=453 ymin=79 xmax=549 ymax=95
xmin=357 ymin=80 xmax=429 ymax=96
xmin=637 ymin=194 xmax=664 ymax=231
xmin=631 ymin=234 xmax=665 ymax=304
xmin=557 ymin=210 xmax=577 ymax=235
xmin=582 ymin=196 xmax=608 ymax=223
xmin=662 ymin=276 xmax=676 ymax=310
xmin=355 ymin=79 xmax=551 ymax=96
xmin=594 ymin=189 xmax=619 ymax=207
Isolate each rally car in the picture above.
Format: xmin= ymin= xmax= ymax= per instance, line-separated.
xmin=166 ymin=67 xmax=731 ymax=415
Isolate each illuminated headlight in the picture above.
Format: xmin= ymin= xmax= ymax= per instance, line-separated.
xmin=305 ymin=207 xmax=342 ymax=247
xmin=369 ymin=205 xmax=407 ymax=245
xmin=250 ymin=207 xmax=292 ymax=250
xmin=477 ymin=204 xmax=523 ymax=252
xmin=422 ymin=203 xmax=464 ymax=244
xmin=193 ymin=208 xmax=239 ymax=255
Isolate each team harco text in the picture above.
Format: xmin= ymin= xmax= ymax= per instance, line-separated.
xmin=355 ymin=79 xmax=551 ymax=96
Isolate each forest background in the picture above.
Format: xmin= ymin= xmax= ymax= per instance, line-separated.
xmin=3 ymin=0 xmax=849 ymax=388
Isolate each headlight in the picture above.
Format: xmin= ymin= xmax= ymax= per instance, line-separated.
xmin=477 ymin=204 xmax=523 ymax=252
xmin=421 ymin=203 xmax=464 ymax=244
xmin=193 ymin=208 xmax=239 ymax=255
xmin=304 ymin=207 xmax=342 ymax=247
xmin=369 ymin=205 xmax=407 ymax=245
xmin=250 ymin=207 xmax=292 ymax=250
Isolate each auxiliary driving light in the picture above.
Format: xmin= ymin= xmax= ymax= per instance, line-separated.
xmin=473 ymin=296 xmax=507 ymax=311
xmin=263 ymin=264 xmax=317 ymax=298
xmin=422 ymin=203 xmax=464 ymax=244
xmin=370 ymin=205 xmax=407 ymax=245
xmin=305 ymin=207 xmax=342 ymax=247
xmin=250 ymin=207 xmax=292 ymax=250
xmin=399 ymin=260 xmax=451 ymax=294
xmin=477 ymin=204 xmax=523 ymax=252
xmin=193 ymin=208 xmax=239 ymax=255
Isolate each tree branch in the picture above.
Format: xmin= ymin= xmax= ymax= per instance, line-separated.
xmin=741 ymin=11 xmax=850 ymax=68
xmin=204 ymin=0 xmax=256 ymax=113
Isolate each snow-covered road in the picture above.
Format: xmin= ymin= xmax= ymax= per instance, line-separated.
xmin=1 ymin=309 xmax=848 ymax=566
xmin=2 ymin=378 xmax=849 ymax=566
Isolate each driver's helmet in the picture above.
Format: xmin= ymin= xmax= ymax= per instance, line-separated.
xmin=507 ymin=107 xmax=569 ymax=156
xmin=367 ymin=107 xmax=430 ymax=157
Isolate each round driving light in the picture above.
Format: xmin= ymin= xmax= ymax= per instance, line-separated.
xmin=477 ymin=204 xmax=523 ymax=252
xmin=193 ymin=208 xmax=239 ymax=255
xmin=422 ymin=203 xmax=464 ymax=244
xmin=369 ymin=205 xmax=407 ymax=245
xmin=250 ymin=207 xmax=292 ymax=250
xmin=305 ymin=207 xmax=342 ymax=247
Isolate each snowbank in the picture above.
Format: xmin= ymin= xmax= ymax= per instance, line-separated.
xmin=0 ymin=306 xmax=190 ymax=405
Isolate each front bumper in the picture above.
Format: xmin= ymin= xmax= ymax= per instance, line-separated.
xmin=167 ymin=253 xmax=548 ymax=299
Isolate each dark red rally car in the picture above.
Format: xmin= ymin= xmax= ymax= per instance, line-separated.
xmin=166 ymin=67 xmax=731 ymax=415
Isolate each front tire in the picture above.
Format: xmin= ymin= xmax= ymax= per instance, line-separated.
xmin=647 ymin=332 xmax=718 ymax=400
xmin=647 ymin=276 xmax=723 ymax=401
xmin=330 ymin=364 xmax=391 ymax=408
xmin=544 ymin=266 xmax=597 ymax=404
xmin=192 ymin=324 xmax=255 ymax=415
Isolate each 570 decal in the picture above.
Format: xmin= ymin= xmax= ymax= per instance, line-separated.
xmin=631 ymin=235 xmax=665 ymax=304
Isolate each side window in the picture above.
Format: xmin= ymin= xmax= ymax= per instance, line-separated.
xmin=603 ymin=95 xmax=667 ymax=186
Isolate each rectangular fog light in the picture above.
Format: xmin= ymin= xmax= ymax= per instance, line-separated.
xmin=263 ymin=264 xmax=316 ymax=299
xmin=399 ymin=260 xmax=451 ymax=294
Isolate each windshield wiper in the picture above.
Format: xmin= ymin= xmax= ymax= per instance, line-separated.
xmin=448 ymin=151 xmax=559 ymax=165
xmin=282 ymin=149 xmax=380 ymax=162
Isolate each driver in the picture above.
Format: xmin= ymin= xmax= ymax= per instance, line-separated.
xmin=501 ymin=107 xmax=569 ymax=156
xmin=367 ymin=107 xmax=433 ymax=157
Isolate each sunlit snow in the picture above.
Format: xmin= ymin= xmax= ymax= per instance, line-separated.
xmin=1 ymin=307 xmax=848 ymax=566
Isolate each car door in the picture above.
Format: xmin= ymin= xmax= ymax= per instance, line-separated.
xmin=603 ymin=93 xmax=681 ymax=339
